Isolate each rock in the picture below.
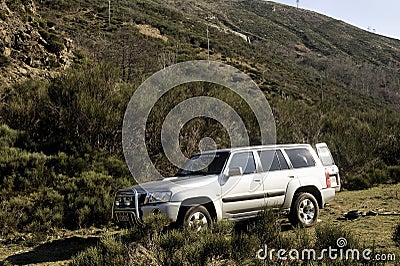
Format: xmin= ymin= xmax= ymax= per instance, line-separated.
xmin=3 ymin=47 xmax=10 ymax=56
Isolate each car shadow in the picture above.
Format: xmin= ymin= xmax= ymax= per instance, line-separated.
xmin=233 ymin=218 xmax=294 ymax=233
xmin=4 ymin=236 xmax=99 ymax=265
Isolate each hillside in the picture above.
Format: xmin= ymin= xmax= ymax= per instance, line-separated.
xmin=0 ymin=0 xmax=399 ymax=257
xmin=9 ymin=0 xmax=398 ymax=172
xmin=23 ymin=0 xmax=400 ymax=105
xmin=2 ymin=0 xmax=400 ymax=108
xmin=0 ymin=0 xmax=74 ymax=86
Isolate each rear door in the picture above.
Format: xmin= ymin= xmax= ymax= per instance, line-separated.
xmin=315 ymin=143 xmax=341 ymax=190
xmin=258 ymin=149 xmax=294 ymax=207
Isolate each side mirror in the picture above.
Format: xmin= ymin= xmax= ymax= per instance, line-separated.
xmin=228 ymin=167 xmax=243 ymax=177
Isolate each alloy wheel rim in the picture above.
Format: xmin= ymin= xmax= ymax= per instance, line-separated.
xmin=188 ymin=211 xmax=208 ymax=231
xmin=298 ymin=199 xmax=315 ymax=224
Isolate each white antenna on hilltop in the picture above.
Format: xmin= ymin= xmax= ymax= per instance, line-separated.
xmin=108 ymin=0 xmax=111 ymax=26
xmin=296 ymin=0 xmax=299 ymax=9
xmin=207 ymin=25 xmax=210 ymax=62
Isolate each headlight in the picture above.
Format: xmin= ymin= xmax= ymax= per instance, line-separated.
xmin=115 ymin=197 xmax=122 ymax=206
xmin=146 ymin=191 xmax=172 ymax=204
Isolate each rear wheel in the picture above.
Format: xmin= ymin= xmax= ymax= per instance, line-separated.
xmin=183 ymin=205 xmax=212 ymax=231
xmin=289 ymin=192 xmax=319 ymax=227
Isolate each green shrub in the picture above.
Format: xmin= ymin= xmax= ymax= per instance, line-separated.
xmin=388 ymin=165 xmax=400 ymax=183
xmin=394 ymin=223 xmax=400 ymax=247
xmin=346 ymin=174 xmax=372 ymax=190
xmin=72 ymin=214 xmax=370 ymax=266
xmin=0 ymin=124 xmax=20 ymax=148
xmin=157 ymin=229 xmax=186 ymax=253
xmin=46 ymin=35 xmax=64 ymax=54
xmin=0 ymin=124 xmax=133 ymax=236
xmin=56 ymin=171 xmax=117 ymax=228
xmin=315 ymin=224 xmax=363 ymax=265
xmin=142 ymin=214 xmax=170 ymax=237
xmin=71 ymin=235 xmax=128 ymax=266
xmin=247 ymin=208 xmax=281 ymax=245
xmin=368 ymin=167 xmax=389 ymax=185
xmin=315 ymin=224 xmax=360 ymax=251
xmin=231 ymin=233 xmax=259 ymax=263
xmin=71 ymin=246 xmax=103 ymax=266
xmin=0 ymin=54 xmax=11 ymax=67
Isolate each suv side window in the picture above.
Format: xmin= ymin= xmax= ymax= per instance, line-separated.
xmin=258 ymin=150 xmax=280 ymax=171
xmin=276 ymin=150 xmax=289 ymax=170
xmin=259 ymin=150 xmax=290 ymax=171
xmin=285 ymin=148 xmax=316 ymax=168
xmin=229 ymin=152 xmax=256 ymax=174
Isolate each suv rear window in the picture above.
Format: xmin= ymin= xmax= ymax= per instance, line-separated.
xmin=317 ymin=146 xmax=335 ymax=166
xmin=285 ymin=148 xmax=316 ymax=168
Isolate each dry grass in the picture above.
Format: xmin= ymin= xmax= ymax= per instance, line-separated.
xmin=319 ymin=183 xmax=400 ymax=256
xmin=135 ymin=24 xmax=168 ymax=42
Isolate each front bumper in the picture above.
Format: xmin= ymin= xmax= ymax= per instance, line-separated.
xmin=113 ymin=201 xmax=181 ymax=225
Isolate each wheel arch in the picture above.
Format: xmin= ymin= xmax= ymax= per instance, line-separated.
xmin=176 ymin=197 xmax=217 ymax=223
xmin=292 ymin=186 xmax=323 ymax=209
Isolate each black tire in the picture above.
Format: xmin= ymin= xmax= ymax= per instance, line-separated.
xmin=289 ymin=192 xmax=319 ymax=227
xmin=183 ymin=205 xmax=212 ymax=231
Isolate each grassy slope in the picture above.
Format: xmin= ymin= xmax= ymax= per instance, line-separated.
xmin=318 ymin=184 xmax=400 ymax=257
xmin=37 ymin=0 xmax=400 ymax=109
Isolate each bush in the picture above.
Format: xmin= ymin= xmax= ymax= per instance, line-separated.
xmin=388 ymin=165 xmax=400 ymax=183
xmin=71 ymin=235 xmax=127 ymax=266
xmin=71 ymin=246 xmax=103 ymax=266
xmin=367 ymin=167 xmax=389 ymax=185
xmin=0 ymin=63 xmax=126 ymax=155
xmin=315 ymin=223 xmax=360 ymax=251
xmin=247 ymin=208 xmax=281 ymax=245
xmin=56 ymin=171 xmax=123 ymax=229
xmin=346 ymin=174 xmax=372 ymax=190
xmin=0 ymin=125 xmax=133 ymax=237
xmin=0 ymin=54 xmax=11 ymax=67
xmin=394 ymin=223 xmax=400 ymax=247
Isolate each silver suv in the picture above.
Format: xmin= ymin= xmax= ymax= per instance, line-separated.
xmin=113 ymin=143 xmax=340 ymax=229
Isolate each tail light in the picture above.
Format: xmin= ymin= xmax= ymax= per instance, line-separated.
xmin=325 ymin=169 xmax=331 ymax=188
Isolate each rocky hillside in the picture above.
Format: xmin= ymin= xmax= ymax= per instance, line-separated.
xmin=1 ymin=0 xmax=399 ymax=160
xmin=0 ymin=0 xmax=74 ymax=86
xmin=2 ymin=0 xmax=398 ymax=110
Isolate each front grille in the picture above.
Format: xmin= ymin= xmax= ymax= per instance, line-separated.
xmin=113 ymin=188 xmax=141 ymax=219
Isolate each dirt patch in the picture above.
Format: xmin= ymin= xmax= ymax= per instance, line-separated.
xmin=135 ymin=24 xmax=168 ymax=42
xmin=2 ymin=236 xmax=99 ymax=265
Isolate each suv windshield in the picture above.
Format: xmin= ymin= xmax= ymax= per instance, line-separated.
xmin=176 ymin=151 xmax=229 ymax=177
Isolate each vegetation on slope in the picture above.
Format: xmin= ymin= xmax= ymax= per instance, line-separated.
xmin=0 ymin=0 xmax=399 ymax=243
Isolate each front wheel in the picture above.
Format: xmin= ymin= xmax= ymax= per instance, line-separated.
xmin=183 ymin=205 xmax=212 ymax=231
xmin=289 ymin=192 xmax=319 ymax=227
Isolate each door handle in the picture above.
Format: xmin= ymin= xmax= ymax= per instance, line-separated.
xmin=254 ymin=179 xmax=262 ymax=182
xmin=288 ymin=176 xmax=295 ymax=178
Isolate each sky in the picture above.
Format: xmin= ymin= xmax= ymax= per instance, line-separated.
xmin=267 ymin=0 xmax=400 ymax=40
